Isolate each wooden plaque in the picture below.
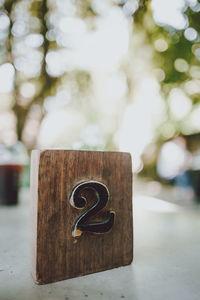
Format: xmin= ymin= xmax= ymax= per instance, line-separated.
xmin=30 ymin=150 xmax=133 ymax=284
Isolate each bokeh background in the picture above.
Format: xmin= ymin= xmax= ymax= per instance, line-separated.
xmin=1 ymin=0 xmax=200 ymax=205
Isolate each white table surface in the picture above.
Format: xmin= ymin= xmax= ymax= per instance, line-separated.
xmin=0 ymin=189 xmax=200 ymax=300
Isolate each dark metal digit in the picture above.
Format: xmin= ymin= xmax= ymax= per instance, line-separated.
xmin=70 ymin=180 xmax=115 ymax=237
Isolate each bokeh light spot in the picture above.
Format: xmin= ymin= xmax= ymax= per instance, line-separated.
xmin=174 ymin=58 xmax=189 ymax=72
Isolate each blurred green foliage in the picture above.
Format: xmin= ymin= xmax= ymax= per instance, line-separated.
xmin=0 ymin=0 xmax=200 ymax=158
xmin=135 ymin=1 xmax=200 ymax=142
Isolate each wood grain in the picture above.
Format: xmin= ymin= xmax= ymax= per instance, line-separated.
xmin=30 ymin=150 xmax=133 ymax=284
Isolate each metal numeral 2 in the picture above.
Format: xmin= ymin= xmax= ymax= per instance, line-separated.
xmin=70 ymin=180 xmax=115 ymax=237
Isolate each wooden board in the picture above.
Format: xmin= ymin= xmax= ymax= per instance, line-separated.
xmin=30 ymin=150 xmax=133 ymax=284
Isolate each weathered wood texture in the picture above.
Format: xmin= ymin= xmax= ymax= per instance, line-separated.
xmin=30 ymin=150 xmax=133 ymax=284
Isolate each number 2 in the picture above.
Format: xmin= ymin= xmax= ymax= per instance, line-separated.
xmin=70 ymin=180 xmax=115 ymax=237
